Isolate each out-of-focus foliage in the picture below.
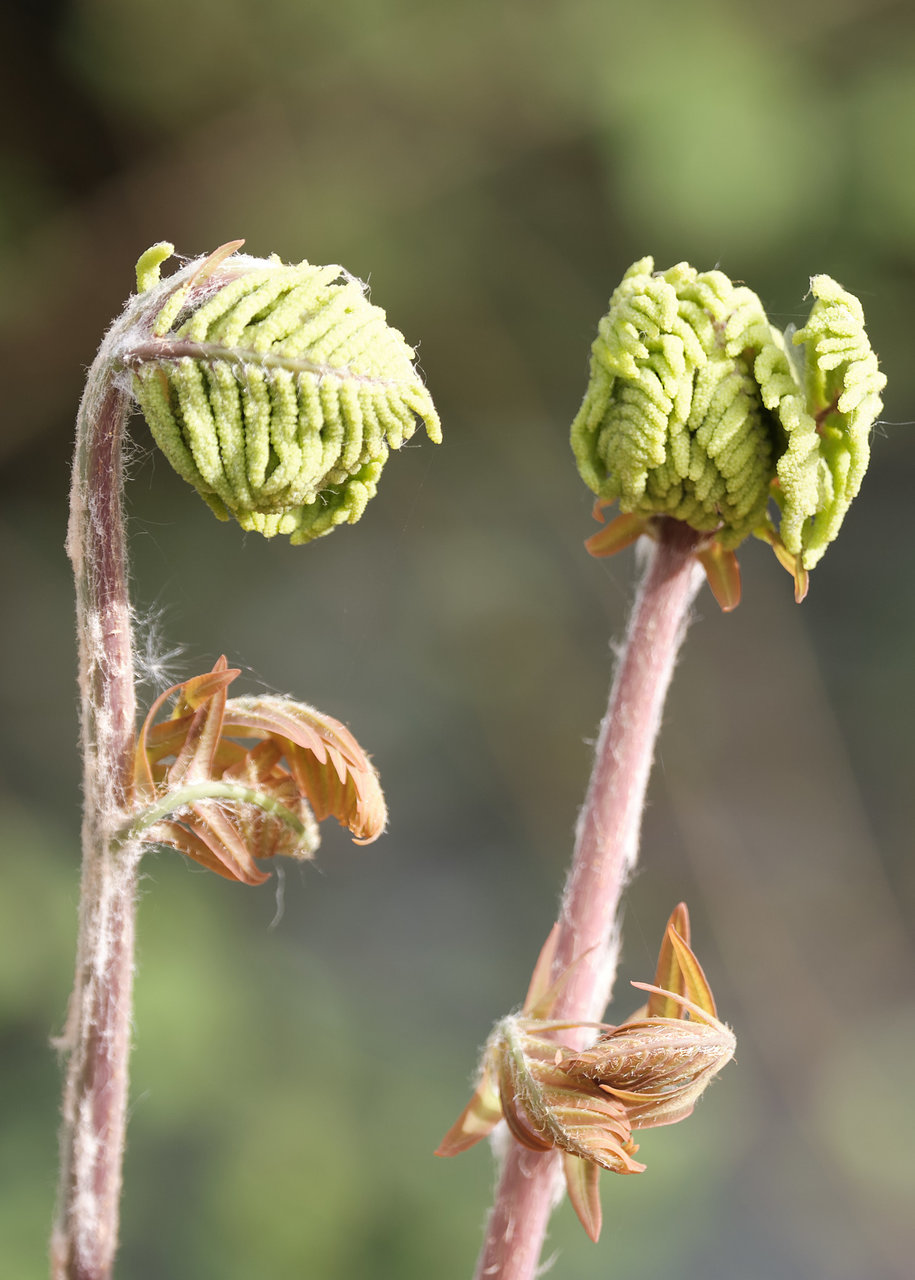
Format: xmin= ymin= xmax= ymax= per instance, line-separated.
xmin=1 ymin=1 xmax=913 ymax=1277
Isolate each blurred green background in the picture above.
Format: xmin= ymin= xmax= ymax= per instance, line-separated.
xmin=1 ymin=0 xmax=913 ymax=1276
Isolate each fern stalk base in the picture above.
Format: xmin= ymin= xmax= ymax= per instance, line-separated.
xmin=54 ymin=365 xmax=140 ymax=1280
xmin=473 ymin=519 xmax=704 ymax=1280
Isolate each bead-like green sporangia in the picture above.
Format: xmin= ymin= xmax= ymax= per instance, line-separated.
xmin=571 ymin=258 xmax=885 ymax=600
xmin=129 ymin=241 xmax=441 ymax=543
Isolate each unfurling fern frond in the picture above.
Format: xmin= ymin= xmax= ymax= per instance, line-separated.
xmin=571 ymin=257 xmax=886 ymax=603
xmin=772 ymin=275 xmax=887 ymax=567
xmin=572 ymin=258 xmax=778 ymax=548
xmin=128 ymin=241 xmax=441 ymax=543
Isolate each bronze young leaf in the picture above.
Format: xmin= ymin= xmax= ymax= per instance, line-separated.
xmin=436 ymin=905 xmax=735 ymax=1241
xmin=127 ymin=656 xmax=386 ymax=884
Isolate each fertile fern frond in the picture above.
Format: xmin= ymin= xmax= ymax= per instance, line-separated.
xmin=571 ymin=257 xmax=885 ymax=581
xmin=773 ymin=275 xmax=886 ymax=566
xmin=129 ymin=242 xmax=441 ymax=543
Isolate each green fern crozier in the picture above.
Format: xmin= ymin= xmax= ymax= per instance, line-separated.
xmin=130 ymin=242 xmax=441 ymax=543
xmin=571 ymin=258 xmax=885 ymax=584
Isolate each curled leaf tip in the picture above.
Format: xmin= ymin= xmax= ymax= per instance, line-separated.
xmin=135 ymin=242 xmax=176 ymax=293
xmin=127 ymin=658 xmax=386 ymax=884
xmin=127 ymin=242 xmax=441 ymax=544
xmin=572 ymin=258 xmax=885 ymax=602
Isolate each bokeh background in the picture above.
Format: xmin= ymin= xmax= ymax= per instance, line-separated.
xmin=2 ymin=1 xmax=914 ymax=1277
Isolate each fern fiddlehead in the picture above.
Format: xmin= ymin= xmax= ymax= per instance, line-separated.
xmin=130 ymin=241 xmax=441 ymax=541
xmin=571 ymin=258 xmax=885 ymax=603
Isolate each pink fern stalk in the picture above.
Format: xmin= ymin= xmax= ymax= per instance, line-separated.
xmin=473 ymin=519 xmax=704 ymax=1280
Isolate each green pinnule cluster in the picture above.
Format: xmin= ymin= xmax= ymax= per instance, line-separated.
xmin=571 ymin=257 xmax=885 ymax=571
xmin=768 ymin=275 xmax=885 ymax=565
xmin=130 ymin=243 xmax=441 ymax=544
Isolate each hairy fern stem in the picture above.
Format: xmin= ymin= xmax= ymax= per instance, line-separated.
xmin=54 ymin=365 xmax=142 ymax=1280
xmin=52 ymin=240 xmax=436 ymax=1278
xmin=473 ymin=520 xmax=704 ymax=1280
